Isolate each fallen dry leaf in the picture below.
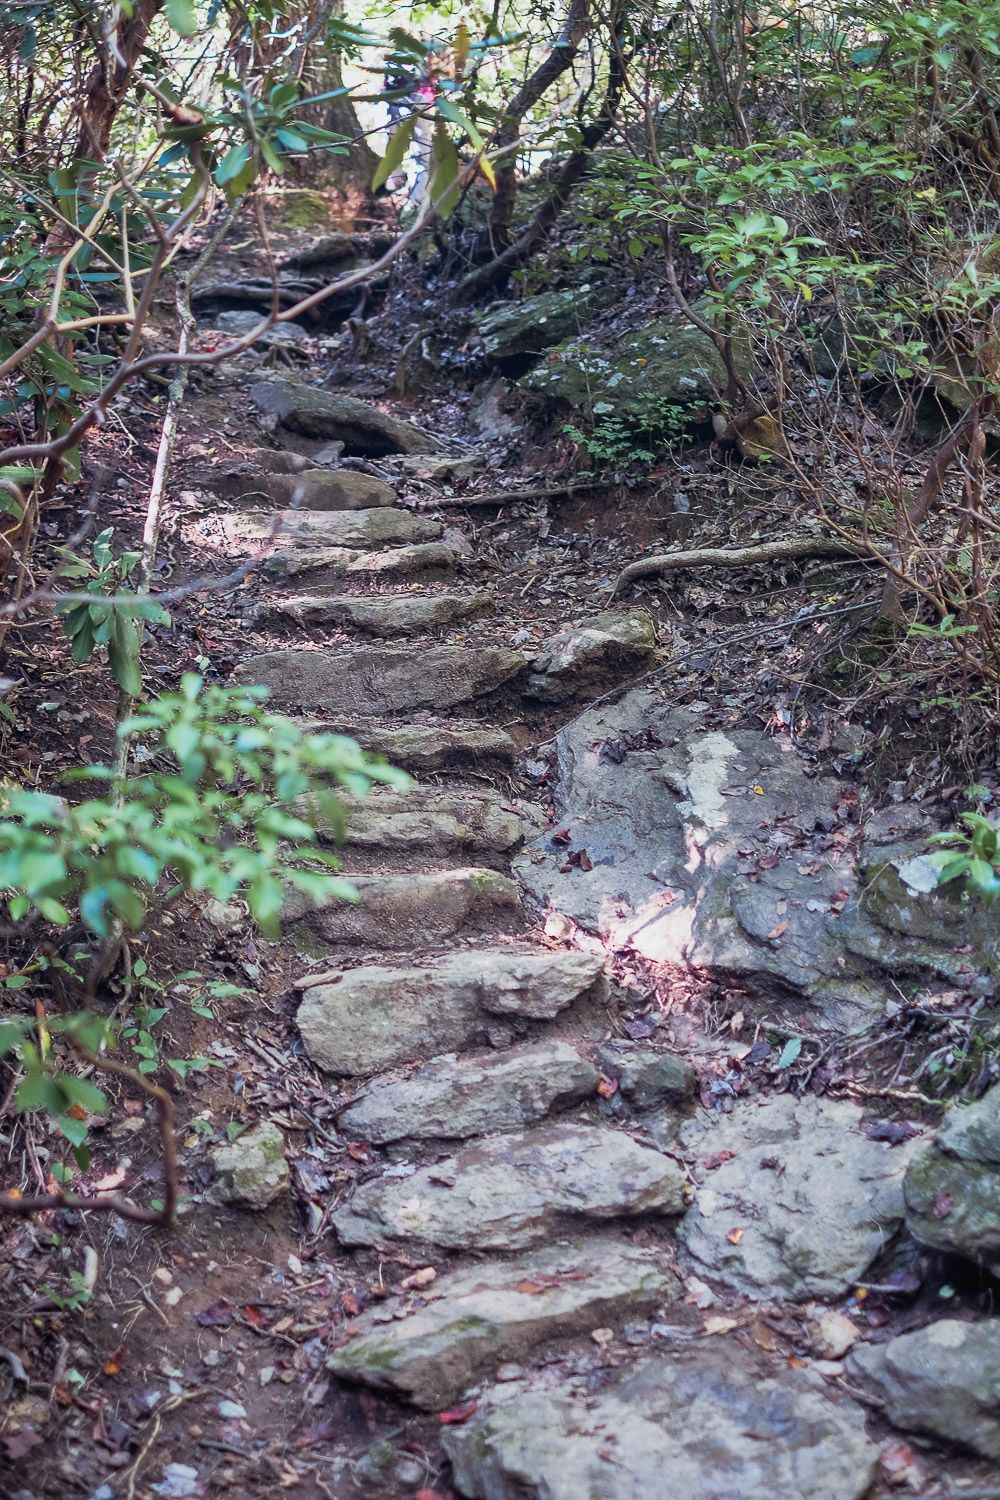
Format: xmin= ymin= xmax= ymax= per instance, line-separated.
xmin=726 ymin=1227 xmax=744 ymax=1245
xmin=400 ymin=1267 xmax=437 ymax=1291
xmin=438 ymin=1400 xmax=478 ymax=1425
xmin=809 ymin=1308 xmax=859 ymax=1359
xmin=703 ymin=1315 xmax=739 ymax=1336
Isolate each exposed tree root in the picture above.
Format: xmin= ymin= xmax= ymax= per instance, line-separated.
xmin=609 ymin=536 xmax=876 ymax=599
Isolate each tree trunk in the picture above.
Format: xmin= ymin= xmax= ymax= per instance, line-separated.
xmin=289 ymin=0 xmax=378 ymax=200
xmin=487 ymin=0 xmax=592 ymax=250
xmin=73 ymin=0 xmax=163 ymax=165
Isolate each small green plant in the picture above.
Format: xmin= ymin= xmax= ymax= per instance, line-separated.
xmin=564 ymin=396 xmax=698 ymax=469
xmin=0 ymin=674 xmax=409 ymax=1190
xmin=54 ymin=528 xmax=167 ymax=697
xmin=926 ymin=812 xmax=1000 ymax=900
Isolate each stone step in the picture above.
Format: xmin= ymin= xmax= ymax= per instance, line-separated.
xmin=286 ymin=867 xmax=522 ymax=957
xmin=237 ymin=645 xmax=527 ymax=714
xmin=295 ymin=720 xmax=516 ymax=772
xmin=296 ymin=949 xmax=607 ymax=1076
xmin=337 ymin=1040 xmax=600 ymax=1143
xmin=261 ymin=589 xmax=490 ymax=635
xmin=220 ymin=506 xmax=441 ymax=552
xmin=329 ymin=1238 xmax=678 ymax=1409
xmin=333 ymin=791 xmax=538 ymax=855
xmin=210 ymin=466 xmax=397 ymax=511
xmin=331 ymin=1123 xmax=686 ymax=1251
xmin=443 ymin=1346 xmax=877 ymax=1500
xmin=249 ymin=376 xmax=440 ymax=455
xmin=265 ymin=541 xmax=458 ymax=581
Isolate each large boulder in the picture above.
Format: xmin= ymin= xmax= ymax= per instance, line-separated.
xmin=520 ymin=311 xmax=733 ymax=426
xmin=849 ymin=1319 xmax=1000 ymax=1460
xmin=331 ymin=1123 xmax=686 ymax=1250
xmin=208 ymin=466 xmax=396 ymax=511
xmin=296 ymin=949 xmax=607 ymax=1075
xmin=219 ymin=507 xmax=441 ymax=552
xmin=250 ymin=378 xmax=439 ymax=455
xmin=329 ymin=1238 xmax=678 ymax=1408
xmin=442 ymin=1348 xmax=878 ymax=1500
xmin=479 ymin=285 xmax=606 ymax=366
xmin=512 ymin=688 xmax=996 ymax=1028
xmin=678 ymin=1094 xmax=921 ymax=1299
xmin=903 ymin=1084 xmax=1000 ymax=1274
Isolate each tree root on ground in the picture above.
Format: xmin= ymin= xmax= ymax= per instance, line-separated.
xmin=608 ymin=536 xmax=876 ymax=599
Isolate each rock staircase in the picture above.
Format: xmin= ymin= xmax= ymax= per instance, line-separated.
xmin=190 ymin=389 xmax=989 ymax=1499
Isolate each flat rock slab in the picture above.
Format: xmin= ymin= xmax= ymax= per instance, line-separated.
xmin=848 ymin=1318 xmax=1000 ymax=1460
xmin=250 ymin=378 xmax=439 ymax=455
xmin=210 ymin=467 xmax=397 ymax=511
xmin=221 ymin=507 xmax=441 ymax=551
xmin=337 ymin=1040 xmax=599 ymax=1142
xmin=264 ymin=590 xmax=490 ymax=635
xmin=296 ymin=949 xmax=607 ymax=1075
xmin=443 ymin=1347 xmax=877 ymax=1500
xmin=320 ymin=721 xmax=517 ymax=771
xmin=514 ymin=689 xmax=884 ymax=1028
xmin=287 ymin=867 xmax=522 ymax=955
xmin=595 ymin=1042 xmax=696 ymax=1109
xmin=264 ymin=541 xmax=458 ymax=580
xmin=329 ymin=1239 xmax=678 ymax=1408
xmin=332 ymin=1123 xmax=686 ymax=1251
xmin=904 ymin=1082 xmax=1000 ymax=1275
xmin=237 ymin=645 xmax=527 ymax=714
xmin=336 ymin=791 xmax=534 ymax=854
xmin=678 ymin=1094 xmax=920 ymax=1299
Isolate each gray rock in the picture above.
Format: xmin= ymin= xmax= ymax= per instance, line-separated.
xmin=479 ymin=286 xmax=606 ymax=365
xmin=237 ymin=645 xmax=527 ymax=714
xmin=250 ymin=378 xmax=439 ymax=455
xmin=521 ymin=310 xmax=738 ymax=426
xmin=264 ymin=590 xmax=490 ymax=635
xmin=213 ymin=309 xmax=310 ymax=345
xmin=595 ymin=1042 xmax=695 ymax=1109
xmin=265 ymin=541 xmax=458 ymax=580
xmin=337 ymin=1040 xmax=599 ymax=1142
xmin=336 ymin=791 xmax=532 ymax=854
xmin=329 ymin=1238 xmax=678 ymax=1408
xmin=311 ymin=720 xmax=517 ymax=771
xmin=210 ymin=467 xmax=397 ymax=511
xmin=287 ymin=867 xmax=522 ymax=955
xmin=904 ymin=1084 xmax=1000 ymax=1275
xmin=678 ymin=1094 xmax=920 ymax=1299
xmin=332 ymin=1123 xmax=686 ymax=1250
xmin=512 ymin=689 xmax=890 ymax=1027
xmin=526 ymin=610 xmax=656 ymax=699
xmin=208 ymin=1121 xmax=287 ymax=1209
xmin=296 ymin=949 xmax=607 ymax=1075
xmin=221 ymin=506 xmax=441 ymax=552
xmin=848 ymin=1319 xmax=1000 ymax=1460
xmin=443 ymin=1347 xmax=877 ymax=1500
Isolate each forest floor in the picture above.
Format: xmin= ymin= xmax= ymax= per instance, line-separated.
xmin=2 ymin=202 xmax=1000 ymax=1500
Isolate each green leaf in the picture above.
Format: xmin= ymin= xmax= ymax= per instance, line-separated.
xmin=372 ymin=114 xmax=416 ymax=191
xmin=429 ymin=118 xmax=460 ymax=219
xmin=776 ymin=1037 xmax=802 ymax=1069
xmin=165 ymin=0 xmax=198 ymax=36
xmin=215 ymin=141 xmax=252 ymax=187
xmin=108 ymin=614 xmax=143 ymax=697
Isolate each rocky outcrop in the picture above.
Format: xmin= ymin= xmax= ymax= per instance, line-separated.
xmin=332 ymin=1124 xmax=686 ymax=1250
xmin=903 ymin=1084 xmax=1000 ymax=1274
xmin=479 ymin=285 xmax=607 ymax=366
xmin=209 ymin=466 xmax=396 ymax=511
xmin=296 ymin=950 xmax=607 ymax=1075
xmin=849 ymin=1320 xmax=1000 ymax=1460
xmin=262 ymin=590 xmax=490 ymax=634
xmin=220 ymin=506 xmax=441 ymax=552
xmin=678 ymin=1094 xmax=921 ymax=1298
xmin=526 ymin=610 xmax=656 ymax=699
xmin=443 ymin=1348 xmax=877 ymax=1500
